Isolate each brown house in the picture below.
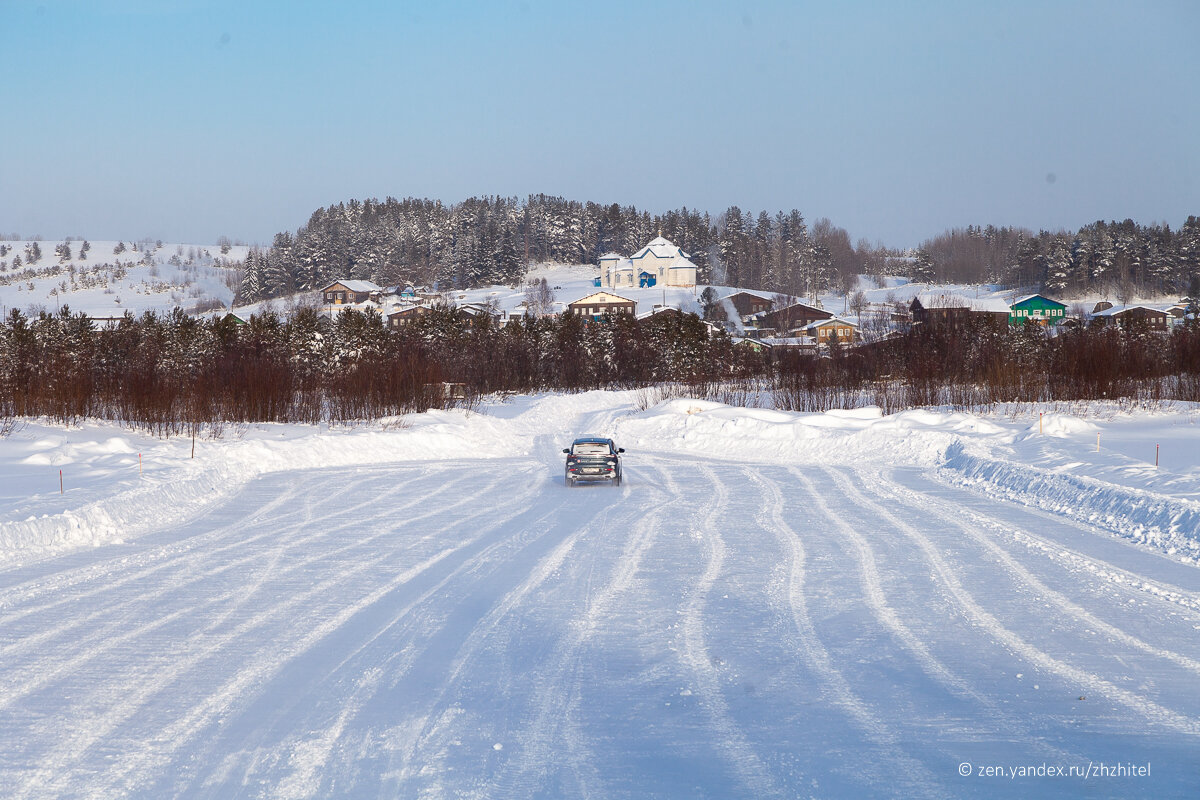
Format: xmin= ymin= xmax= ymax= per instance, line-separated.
xmin=567 ymin=291 xmax=637 ymax=319
xmin=386 ymin=305 xmax=433 ymax=328
xmin=321 ymin=280 xmax=382 ymax=305
xmin=723 ymin=291 xmax=774 ymax=318
xmin=1090 ymin=305 xmax=1169 ymax=331
xmin=910 ymin=294 xmax=1009 ymax=328
xmin=750 ymin=301 xmax=831 ymax=334
xmin=636 ymin=306 xmax=684 ymax=324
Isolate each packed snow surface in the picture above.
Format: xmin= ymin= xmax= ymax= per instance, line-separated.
xmin=2 ymin=393 xmax=1200 ymax=797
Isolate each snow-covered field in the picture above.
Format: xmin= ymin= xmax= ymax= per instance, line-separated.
xmin=2 ymin=393 xmax=1200 ymax=797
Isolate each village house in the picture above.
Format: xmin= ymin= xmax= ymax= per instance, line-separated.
xmin=635 ymin=306 xmax=683 ymax=323
xmin=746 ymin=301 xmax=832 ymax=336
xmin=1090 ymin=305 xmax=1170 ymax=331
xmin=599 ymin=236 xmax=698 ymax=289
xmin=754 ymin=335 xmax=818 ymax=354
xmin=722 ymin=290 xmax=774 ymax=319
xmin=386 ymin=305 xmax=433 ymax=328
xmin=802 ymin=317 xmax=857 ymax=345
xmin=320 ymin=280 xmax=382 ymax=305
xmin=567 ymin=291 xmax=637 ymax=320
xmin=1009 ymin=294 xmax=1068 ymax=326
xmin=909 ymin=293 xmax=1009 ymax=328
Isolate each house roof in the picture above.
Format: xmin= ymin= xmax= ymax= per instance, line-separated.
xmin=386 ymin=304 xmax=428 ymax=318
xmin=1011 ymin=293 xmax=1067 ymax=309
xmin=911 ymin=292 xmax=1011 ymax=313
xmin=803 ymin=317 xmax=858 ymax=330
xmin=750 ymin=300 xmax=828 ymax=320
xmin=323 ymin=279 xmax=382 ymax=293
xmin=631 ymin=235 xmax=690 ymax=261
xmin=1092 ymin=304 xmax=1168 ymax=318
xmin=759 ymin=336 xmax=817 ymax=347
xmin=635 ymin=306 xmax=683 ymax=321
xmin=721 ymin=289 xmax=775 ymax=302
xmin=569 ymin=291 xmax=636 ymax=305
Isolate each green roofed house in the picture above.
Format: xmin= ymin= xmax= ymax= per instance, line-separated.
xmin=1009 ymin=294 xmax=1067 ymax=326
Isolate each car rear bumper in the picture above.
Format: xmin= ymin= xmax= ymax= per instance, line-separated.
xmin=569 ymin=472 xmax=617 ymax=482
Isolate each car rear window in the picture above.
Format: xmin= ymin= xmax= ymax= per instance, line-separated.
xmin=572 ymin=442 xmax=610 ymax=455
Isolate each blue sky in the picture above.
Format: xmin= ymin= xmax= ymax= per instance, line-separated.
xmin=2 ymin=0 xmax=1197 ymax=247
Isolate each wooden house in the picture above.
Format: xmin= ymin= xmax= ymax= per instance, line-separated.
xmin=567 ymin=291 xmax=637 ymax=319
xmin=386 ymin=305 xmax=433 ymax=328
xmin=732 ymin=337 xmax=774 ymax=353
xmin=1090 ymin=305 xmax=1169 ymax=331
xmin=1009 ymin=294 xmax=1067 ymax=326
xmin=636 ymin=306 xmax=683 ymax=324
xmin=749 ymin=301 xmax=831 ymax=334
xmin=321 ymin=280 xmax=381 ymax=305
xmin=802 ymin=317 xmax=857 ymax=345
xmin=723 ymin=291 xmax=774 ymax=318
xmin=910 ymin=293 xmax=1009 ymax=328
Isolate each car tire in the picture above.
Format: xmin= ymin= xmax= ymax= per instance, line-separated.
xmin=613 ymin=473 xmax=621 ymax=487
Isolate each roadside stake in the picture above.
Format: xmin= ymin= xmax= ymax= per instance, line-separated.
xmin=1156 ymin=443 xmax=1159 ymax=468
xmin=139 ymin=453 xmax=142 ymax=476
xmin=59 ymin=469 xmax=63 ymax=495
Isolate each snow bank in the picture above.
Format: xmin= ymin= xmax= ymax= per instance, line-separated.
xmin=0 ymin=410 xmax=525 ymax=567
xmin=943 ymin=442 xmax=1200 ymax=562
xmin=613 ymin=398 xmax=1007 ymax=468
xmin=614 ymin=397 xmax=1200 ymax=562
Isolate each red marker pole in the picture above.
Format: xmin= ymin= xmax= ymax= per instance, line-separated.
xmin=1156 ymin=444 xmax=1159 ymax=468
xmin=59 ymin=469 xmax=63 ymax=495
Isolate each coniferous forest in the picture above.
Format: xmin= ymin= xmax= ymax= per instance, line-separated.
xmin=238 ymin=193 xmax=1200 ymax=304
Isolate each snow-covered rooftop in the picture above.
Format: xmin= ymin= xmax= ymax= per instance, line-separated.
xmin=329 ymin=279 xmax=382 ymax=293
xmin=630 ymin=235 xmax=690 ymax=261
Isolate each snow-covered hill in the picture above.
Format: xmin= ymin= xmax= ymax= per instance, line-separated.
xmin=0 ymin=239 xmax=248 ymax=318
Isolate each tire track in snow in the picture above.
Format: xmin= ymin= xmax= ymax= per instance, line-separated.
xmin=782 ymin=466 xmax=1080 ymax=766
xmin=0 ymin=474 xmax=304 ymax=613
xmin=674 ymin=463 xmax=786 ymax=799
xmin=473 ymin=463 xmax=683 ymax=799
xmin=862 ymin=469 xmax=1200 ymax=680
xmin=755 ymin=466 xmax=942 ymax=798
xmin=189 ymin=467 xmax=580 ymax=798
xmin=7 ymin=466 xmax=545 ymax=799
xmin=824 ymin=466 xmax=1200 ymax=736
xmin=900 ymin=469 xmax=1200 ymax=619
xmin=0 ymin=463 xmax=445 ymax=628
xmin=0 ymin=469 xmax=498 ymax=712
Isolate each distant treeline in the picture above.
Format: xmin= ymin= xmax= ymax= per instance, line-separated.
xmin=4 ymin=306 xmax=1200 ymax=434
xmin=238 ymin=195 xmax=872 ymax=304
xmin=915 ymin=219 xmax=1200 ymax=300
xmin=241 ymin=194 xmax=1200 ymax=304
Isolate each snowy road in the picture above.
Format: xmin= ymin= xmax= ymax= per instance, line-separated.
xmin=2 ymin=399 xmax=1200 ymax=798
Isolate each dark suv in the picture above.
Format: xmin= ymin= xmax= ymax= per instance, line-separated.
xmin=563 ymin=436 xmax=624 ymax=487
